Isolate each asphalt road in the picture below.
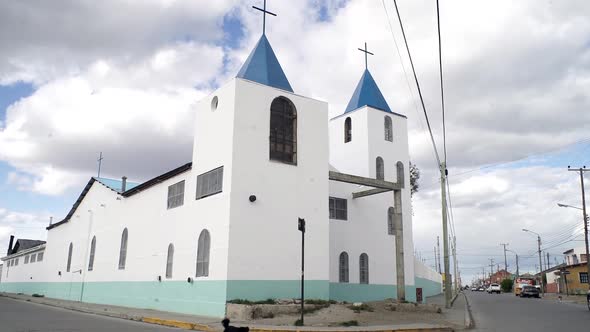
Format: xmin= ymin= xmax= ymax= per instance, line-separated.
xmin=0 ymin=297 xmax=180 ymax=331
xmin=467 ymin=290 xmax=590 ymax=331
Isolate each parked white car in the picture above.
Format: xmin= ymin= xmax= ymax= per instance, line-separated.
xmin=487 ymin=283 xmax=501 ymax=294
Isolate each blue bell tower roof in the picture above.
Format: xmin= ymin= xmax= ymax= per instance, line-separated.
xmin=344 ymin=69 xmax=392 ymax=113
xmin=236 ymin=35 xmax=294 ymax=93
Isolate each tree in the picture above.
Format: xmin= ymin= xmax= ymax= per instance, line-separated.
xmin=409 ymin=162 xmax=420 ymax=196
xmin=500 ymin=278 xmax=513 ymax=293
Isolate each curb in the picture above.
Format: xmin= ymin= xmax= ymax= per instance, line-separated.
xmin=248 ymin=328 xmax=453 ymax=332
xmin=462 ymin=293 xmax=474 ymax=329
xmin=141 ymin=317 xmax=213 ymax=331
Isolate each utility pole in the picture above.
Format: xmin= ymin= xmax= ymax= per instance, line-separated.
xmin=97 ymin=152 xmax=104 ymax=178
xmin=434 ymin=247 xmax=438 ymax=271
xmin=441 ymin=162 xmax=451 ymax=308
xmin=568 ymin=166 xmax=590 ymax=292
xmin=537 ymin=236 xmax=544 ymax=296
xmin=437 ymin=236 xmax=442 ymax=274
xmin=515 ymin=254 xmax=519 ymax=277
xmin=488 ymin=258 xmax=494 ymax=283
xmin=297 ymin=218 xmax=306 ymax=326
xmin=453 ymin=236 xmax=458 ymax=294
xmin=500 ymin=243 xmax=509 ymax=272
xmin=547 ymin=252 xmax=550 ymax=270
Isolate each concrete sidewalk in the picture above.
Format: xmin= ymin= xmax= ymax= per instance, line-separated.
xmin=0 ymin=292 xmax=457 ymax=332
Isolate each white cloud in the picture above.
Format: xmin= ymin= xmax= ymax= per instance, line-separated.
xmin=0 ymin=208 xmax=50 ymax=256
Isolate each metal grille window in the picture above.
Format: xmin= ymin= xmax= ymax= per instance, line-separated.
xmin=166 ymin=243 xmax=174 ymax=279
xmin=66 ymin=243 xmax=73 ymax=272
xmin=580 ymin=272 xmax=589 ymax=284
xmin=30 ymin=253 xmax=36 ymax=263
xmin=339 ymin=252 xmax=349 ymax=283
xmin=88 ymin=236 xmax=96 ymax=271
xmin=24 ymin=255 xmax=29 ymax=264
xmin=196 ymin=230 xmax=211 ymax=277
xmin=360 ymin=253 xmax=369 ymax=284
xmin=388 ymin=207 xmax=395 ymax=235
xmin=329 ymin=197 xmax=347 ymax=220
xmin=344 ymin=117 xmax=352 ymax=143
xmin=384 ymin=116 xmax=393 ymax=141
xmin=269 ymin=97 xmax=297 ymax=164
xmin=196 ymin=167 xmax=223 ymax=200
xmin=167 ymin=180 xmax=185 ymax=209
xmin=376 ymin=157 xmax=384 ymax=180
xmin=118 ymin=228 xmax=128 ymax=270
xmin=37 ymin=252 xmax=44 ymax=262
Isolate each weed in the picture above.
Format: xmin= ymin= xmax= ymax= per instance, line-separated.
xmin=348 ymin=303 xmax=374 ymax=313
xmin=339 ymin=320 xmax=359 ymax=327
xmin=294 ymin=319 xmax=304 ymax=326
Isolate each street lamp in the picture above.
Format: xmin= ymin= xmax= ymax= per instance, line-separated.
xmin=558 ymin=202 xmax=590 ymax=293
xmin=522 ymin=229 xmax=544 ymax=296
xmin=506 ymin=249 xmax=519 ymax=278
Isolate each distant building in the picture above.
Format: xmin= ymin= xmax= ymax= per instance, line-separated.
xmin=489 ymin=269 xmax=512 ymax=284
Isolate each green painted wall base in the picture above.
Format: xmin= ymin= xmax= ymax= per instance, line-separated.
xmin=0 ymin=277 xmax=441 ymax=316
xmin=0 ymin=281 xmax=227 ymax=317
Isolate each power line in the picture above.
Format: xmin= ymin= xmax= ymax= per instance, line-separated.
xmin=391 ymin=0 xmax=441 ymax=167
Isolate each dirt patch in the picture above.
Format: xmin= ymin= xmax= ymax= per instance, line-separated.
xmin=228 ymin=299 xmax=462 ymax=329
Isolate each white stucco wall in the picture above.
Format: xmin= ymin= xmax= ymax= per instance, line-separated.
xmin=226 ymin=78 xmax=330 ymax=282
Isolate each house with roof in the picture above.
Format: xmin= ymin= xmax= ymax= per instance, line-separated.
xmin=0 ymin=4 xmax=441 ymax=317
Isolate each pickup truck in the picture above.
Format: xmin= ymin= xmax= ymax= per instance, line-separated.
xmin=487 ymin=283 xmax=501 ymax=294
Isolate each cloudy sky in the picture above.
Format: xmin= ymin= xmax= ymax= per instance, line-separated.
xmin=1 ymin=0 xmax=589 ymax=284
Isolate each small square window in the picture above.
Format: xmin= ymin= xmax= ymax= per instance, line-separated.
xmin=580 ymin=272 xmax=589 ymax=284
xmin=196 ymin=167 xmax=223 ymax=200
xmin=329 ymin=197 xmax=347 ymax=220
xmin=167 ymin=180 xmax=185 ymax=209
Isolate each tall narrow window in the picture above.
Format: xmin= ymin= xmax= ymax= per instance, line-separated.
xmin=118 ymin=228 xmax=128 ymax=270
xmin=66 ymin=243 xmax=73 ymax=272
xmin=166 ymin=243 xmax=174 ymax=279
xmin=88 ymin=236 xmax=96 ymax=271
xmin=384 ymin=116 xmax=393 ymax=141
xmin=269 ymin=97 xmax=297 ymax=164
xmin=30 ymin=253 xmax=36 ymax=263
xmin=376 ymin=157 xmax=384 ymax=180
xmin=344 ymin=117 xmax=352 ymax=143
xmin=167 ymin=180 xmax=185 ymax=209
xmin=24 ymin=255 xmax=29 ymax=264
xmin=388 ymin=207 xmax=395 ymax=235
xmin=196 ymin=167 xmax=223 ymax=200
xmin=396 ymin=161 xmax=404 ymax=185
xmin=196 ymin=230 xmax=211 ymax=277
xmin=339 ymin=251 xmax=349 ymax=283
xmin=37 ymin=252 xmax=44 ymax=262
xmin=360 ymin=253 xmax=369 ymax=284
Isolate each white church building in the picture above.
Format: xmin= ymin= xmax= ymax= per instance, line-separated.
xmin=0 ymin=7 xmax=441 ymax=317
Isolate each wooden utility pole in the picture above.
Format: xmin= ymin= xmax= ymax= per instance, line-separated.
xmin=568 ymin=166 xmax=590 ymax=292
xmin=453 ymin=236 xmax=458 ymax=293
xmin=488 ymin=258 xmax=494 ymax=282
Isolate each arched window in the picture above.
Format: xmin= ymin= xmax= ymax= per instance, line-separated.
xmin=344 ymin=117 xmax=352 ymax=143
xmin=339 ymin=251 xmax=349 ymax=283
xmin=376 ymin=157 xmax=384 ymax=180
xmin=384 ymin=116 xmax=393 ymax=141
xmin=396 ymin=161 xmax=404 ymax=185
xmin=166 ymin=243 xmax=174 ymax=279
xmin=88 ymin=236 xmax=96 ymax=271
xmin=269 ymin=97 xmax=297 ymax=164
xmin=360 ymin=253 xmax=369 ymax=284
xmin=388 ymin=207 xmax=395 ymax=235
xmin=66 ymin=243 xmax=73 ymax=272
xmin=118 ymin=228 xmax=128 ymax=270
xmin=196 ymin=230 xmax=211 ymax=277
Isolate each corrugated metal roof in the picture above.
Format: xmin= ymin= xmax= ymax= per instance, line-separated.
xmin=237 ymin=34 xmax=293 ymax=93
xmin=344 ymin=69 xmax=392 ymax=114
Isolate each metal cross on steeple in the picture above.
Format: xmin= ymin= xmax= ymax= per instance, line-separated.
xmin=357 ymin=42 xmax=374 ymax=70
xmin=252 ymin=0 xmax=277 ymax=35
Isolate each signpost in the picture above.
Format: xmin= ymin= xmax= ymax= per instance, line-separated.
xmin=298 ymin=218 xmax=306 ymax=325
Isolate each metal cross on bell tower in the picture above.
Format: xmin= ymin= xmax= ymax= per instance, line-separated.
xmin=357 ymin=42 xmax=374 ymax=70
xmin=252 ymin=0 xmax=277 ymax=35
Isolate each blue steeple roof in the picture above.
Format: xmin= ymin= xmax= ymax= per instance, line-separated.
xmin=236 ymin=35 xmax=293 ymax=93
xmin=344 ymin=69 xmax=392 ymax=113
